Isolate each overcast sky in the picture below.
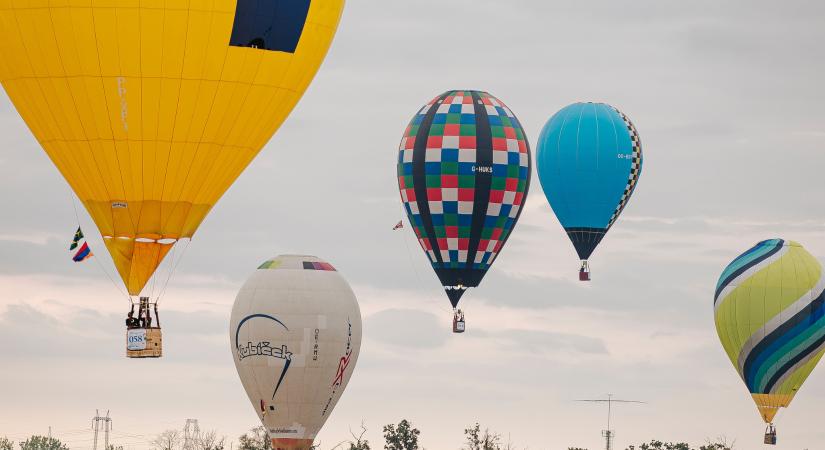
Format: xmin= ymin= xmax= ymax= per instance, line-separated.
xmin=1 ymin=1 xmax=825 ymax=449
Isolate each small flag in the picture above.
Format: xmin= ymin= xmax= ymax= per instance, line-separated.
xmin=69 ymin=227 xmax=83 ymax=251
xmin=392 ymin=220 xmax=403 ymax=230
xmin=69 ymin=227 xmax=93 ymax=262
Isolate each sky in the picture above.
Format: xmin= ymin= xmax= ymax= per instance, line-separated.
xmin=1 ymin=1 xmax=825 ymax=449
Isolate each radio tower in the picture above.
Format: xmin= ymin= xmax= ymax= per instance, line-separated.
xmin=91 ymin=410 xmax=112 ymax=450
xmin=577 ymin=394 xmax=645 ymax=450
xmin=183 ymin=419 xmax=201 ymax=450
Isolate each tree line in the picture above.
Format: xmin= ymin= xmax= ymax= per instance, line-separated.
xmin=1 ymin=421 xmax=735 ymax=450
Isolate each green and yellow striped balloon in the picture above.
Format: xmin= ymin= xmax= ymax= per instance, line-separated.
xmin=714 ymin=239 xmax=825 ymax=423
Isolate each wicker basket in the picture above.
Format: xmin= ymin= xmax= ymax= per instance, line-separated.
xmin=126 ymin=328 xmax=163 ymax=358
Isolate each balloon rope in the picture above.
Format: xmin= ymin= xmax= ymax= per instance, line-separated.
xmin=148 ymin=247 xmax=160 ymax=300
xmin=67 ymin=188 xmax=131 ymax=303
xmin=148 ymin=237 xmax=174 ymax=301
xmin=773 ymin=404 xmax=785 ymax=426
xmin=156 ymin=238 xmax=191 ymax=304
xmin=397 ymin=207 xmax=452 ymax=314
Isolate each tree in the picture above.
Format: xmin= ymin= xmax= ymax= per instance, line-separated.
xmin=107 ymin=445 xmax=125 ymax=450
xmin=198 ymin=431 xmax=226 ymax=450
xmin=698 ymin=436 xmax=734 ymax=450
xmin=238 ymin=427 xmax=269 ymax=450
xmin=1 ymin=437 xmax=14 ymax=450
xmin=463 ymin=423 xmax=501 ymax=450
xmin=18 ymin=436 xmax=69 ymax=450
xmin=153 ymin=430 xmax=181 ymax=450
xmin=347 ymin=422 xmax=370 ymax=450
xmin=623 ymin=438 xmax=734 ymax=450
xmin=698 ymin=445 xmax=729 ymax=450
xmin=382 ymin=419 xmax=420 ymax=450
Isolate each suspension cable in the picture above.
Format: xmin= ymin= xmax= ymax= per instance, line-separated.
xmin=67 ymin=188 xmax=131 ymax=303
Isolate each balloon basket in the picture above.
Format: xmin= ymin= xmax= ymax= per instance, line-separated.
xmin=453 ymin=310 xmax=466 ymax=333
xmin=764 ymin=424 xmax=777 ymax=445
xmin=126 ymin=327 xmax=163 ymax=358
xmin=579 ymin=261 xmax=591 ymax=281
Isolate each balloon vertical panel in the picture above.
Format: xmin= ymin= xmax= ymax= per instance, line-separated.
xmin=0 ymin=1 xmax=345 ymax=296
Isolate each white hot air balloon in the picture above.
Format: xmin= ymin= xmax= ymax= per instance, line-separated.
xmin=230 ymin=255 xmax=362 ymax=450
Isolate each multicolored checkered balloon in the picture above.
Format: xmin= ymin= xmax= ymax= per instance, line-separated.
xmin=397 ymin=90 xmax=531 ymax=307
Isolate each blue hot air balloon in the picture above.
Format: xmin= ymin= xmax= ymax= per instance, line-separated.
xmin=536 ymin=103 xmax=643 ymax=280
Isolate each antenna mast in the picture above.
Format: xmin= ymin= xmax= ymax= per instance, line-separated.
xmin=577 ymin=394 xmax=645 ymax=450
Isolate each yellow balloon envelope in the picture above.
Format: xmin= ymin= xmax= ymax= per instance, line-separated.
xmin=0 ymin=1 xmax=344 ymax=295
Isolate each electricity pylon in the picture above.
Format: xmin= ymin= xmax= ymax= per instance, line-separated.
xmin=183 ymin=419 xmax=201 ymax=450
xmin=91 ymin=410 xmax=112 ymax=450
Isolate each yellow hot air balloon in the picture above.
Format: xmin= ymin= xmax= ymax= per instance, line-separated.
xmin=0 ymin=2 xmax=344 ymax=298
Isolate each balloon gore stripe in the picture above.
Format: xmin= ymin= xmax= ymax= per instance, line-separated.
xmin=714 ymin=239 xmax=785 ymax=305
xmin=745 ymin=286 xmax=825 ymax=393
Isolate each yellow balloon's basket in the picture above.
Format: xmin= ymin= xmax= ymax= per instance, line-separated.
xmin=126 ymin=328 xmax=163 ymax=358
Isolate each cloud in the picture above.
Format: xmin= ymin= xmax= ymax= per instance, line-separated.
xmin=0 ymin=302 xmax=229 ymax=364
xmin=487 ymin=329 xmax=608 ymax=355
xmin=0 ymin=303 xmax=114 ymax=360
xmin=364 ymin=308 xmax=448 ymax=350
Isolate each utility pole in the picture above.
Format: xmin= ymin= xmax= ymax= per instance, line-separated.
xmin=92 ymin=410 xmax=113 ymax=450
xmin=183 ymin=419 xmax=200 ymax=450
xmin=577 ymin=394 xmax=645 ymax=450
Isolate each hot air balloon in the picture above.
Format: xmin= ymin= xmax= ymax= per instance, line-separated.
xmin=396 ymin=90 xmax=531 ymax=332
xmin=231 ymin=255 xmax=362 ymax=450
xmin=714 ymin=239 xmax=825 ymax=445
xmin=535 ymin=103 xmax=642 ymax=281
xmin=0 ymin=1 xmax=345 ymax=355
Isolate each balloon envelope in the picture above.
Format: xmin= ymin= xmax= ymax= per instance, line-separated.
xmin=536 ymin=102 xmax=642 ymax=263
xmin=396 ymin=90 xmax=531 ymax=307
xmin=0 ymin=1 xmax=345 ymax=295
xmin=230 ymin=255 xmax=362 ymax=450
xmin=714 ymin=239 xmax=825 ymax=423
